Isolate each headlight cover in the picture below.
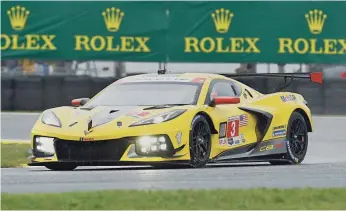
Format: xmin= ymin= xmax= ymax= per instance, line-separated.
xmin=41 ymin=110 xmax=61 ymax=127
xmin=130 ymin=109 xmax=186 ymax=127
xmin=35 ymin=136 xmax=55 ymax=155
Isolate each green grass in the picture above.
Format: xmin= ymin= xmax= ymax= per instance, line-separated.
xmin=1 ymin=143 xmax=31 ymax=167
xmin=2 ymin=188 xmax=346 ymax=209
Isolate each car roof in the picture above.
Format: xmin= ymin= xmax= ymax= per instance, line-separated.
xmin=118 ymin=73 xmax=231 ymax=83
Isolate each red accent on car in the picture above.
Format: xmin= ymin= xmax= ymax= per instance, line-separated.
xmin=214 ymin=97 xmax=240 ymax=105
xmin=71 ymin=99 xmax=81 ymax=106
xmin=310 ymin=72 xmax=323 ymax=84
xmin=340 ymin=72 xmax=346 ymax=78
xmin=191 ymin=77 xmax=206 ymax=83
xmin=137 ymin=111 xmax=150 ymax=116
xmin=275 ymin=142 xmax=284 ymax=149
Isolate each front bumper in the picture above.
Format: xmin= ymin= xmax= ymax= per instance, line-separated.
xmin=29 ymin=131 xmax=190 ymax=166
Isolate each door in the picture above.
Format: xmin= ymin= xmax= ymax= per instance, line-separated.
xmin=205 ymin=79 xmax=257 ymax=151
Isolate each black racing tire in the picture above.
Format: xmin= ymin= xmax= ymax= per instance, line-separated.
xmin=45 ymin=163 xmax=78 ymax=171
xmin=189 ymin=115 xmax=212 ymax=168
xmin=270 ymin=111 xmax=309 ymax=165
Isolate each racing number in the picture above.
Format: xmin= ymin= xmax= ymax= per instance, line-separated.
xmin=227 ymin=118 xmax=239 ymax=138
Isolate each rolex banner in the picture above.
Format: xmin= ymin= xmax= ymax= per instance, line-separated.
xmin=168 ymin=1 xmax=346 ymax=64
xmin=1 ymin=1 xmax=168 ymax=62
xmin=1 ymin=1 xmax=346 ymax=64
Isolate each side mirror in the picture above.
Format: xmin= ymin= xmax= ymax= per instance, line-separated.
xmin=209 ymin=96 xmax=240 ymax=107
xmin=71 ymin=98 xmax=90 ymax=107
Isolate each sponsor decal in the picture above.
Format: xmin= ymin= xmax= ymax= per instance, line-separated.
xmin=272 ymin=125 xmax=287 ymax=137
xmin=219 ymin=134 xmax=245 ymax=146
xmin=80 ymin=137 xmax=95 ymax=141
xmin=184 ymin=8 xmax=260 ymax=55
xmin=273 ymin=125 xmax=286 ymax=130
xmin=259 ymin=142 xmax=284 ymax=152
xmin=240 ymin=134 xmax=246 ymax=143
xmin=278 ymin=9 xmax=346 ymax=56
xmin=2 ymin=5 xmax=57 ymax=51
xmin=227 ymin=114 xmax=248 ymax=137
xmin=74 ymin=7 xmax=151 ymax=53
xmin=227 ymin=135 xmax=243 ymax=146
xmin=219 ymin=138 xmax=227 ymax=145
xmin=280 ymin=94 xmax=296 ymax=102
xmin=227 ymin=138 xmax=234 ymax=146
xmin=273 ymin=129 xmax=286 ymax=137
xmin=219 ymin=115 xmax=248 ymax=146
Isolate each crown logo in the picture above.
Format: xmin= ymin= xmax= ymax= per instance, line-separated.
xmin=102 ymin=7 xmax=124 ymax=32
xmin=211 ymin=8 xmax=234 ymax=33
xmin=305 ymin=9 xmax=327 ymax=35
xmin=7 ymin=6 xmax=30 ymax=31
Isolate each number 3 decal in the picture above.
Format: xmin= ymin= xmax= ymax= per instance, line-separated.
xmin=227 ymin=119 xmax=239 ymax=138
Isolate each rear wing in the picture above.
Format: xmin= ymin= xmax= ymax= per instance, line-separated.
xmin=224 ymin=72 xmax=323 ymax=92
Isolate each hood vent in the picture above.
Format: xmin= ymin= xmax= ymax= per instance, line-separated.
xmin=109 ymin=110 xmax=119 ymax=114
xmin=69 ymin=122 xmax=78 ymax=127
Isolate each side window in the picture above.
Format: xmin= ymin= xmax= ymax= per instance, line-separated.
xmin=231 ymin=81 xmax=242 ymax=97
xmin=205 ymin=80 xmax=236 ymax=104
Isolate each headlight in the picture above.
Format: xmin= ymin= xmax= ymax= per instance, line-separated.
xmin=135 ymin=135 xmax=173 ymax=156
xmin=41 ymin=110 xmax=61 ymax=127
xmin=129 ymin=109 xmax=186 ymax=127
xmin=34 ymin=137 xmax=55 ymax=156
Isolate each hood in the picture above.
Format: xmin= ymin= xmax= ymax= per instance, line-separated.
xmin=40 ymin=105 xmax=193 ymax=139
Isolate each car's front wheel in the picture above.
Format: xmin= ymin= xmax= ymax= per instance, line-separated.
xmin=189 ymin=115 xmax=212 ymax=168
xmin=45 ymin=163 xmax=77 ymax=171
xmin=270 ymin=111 xmax=309 ymax=165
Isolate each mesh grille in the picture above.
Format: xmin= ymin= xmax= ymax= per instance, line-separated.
xmin=54 ymin=138 xmax=132 ymax=161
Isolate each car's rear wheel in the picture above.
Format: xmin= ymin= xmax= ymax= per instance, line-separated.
xmin=189 ymin=115 xmax=212 ymax=168
xmin=45 ymin=163 xmax=77 ymax=171
xmin=270 ymin=111 xmax=308 ymax=165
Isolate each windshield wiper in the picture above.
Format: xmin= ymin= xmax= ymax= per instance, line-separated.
xmin=143 ymin=104 xmax=189 ymax=110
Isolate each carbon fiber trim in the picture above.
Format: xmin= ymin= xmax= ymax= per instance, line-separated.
xmin=238 ymin=107 xmax=273 ymax=142
xmin=212 ymin=138 xmax=287 ymax=162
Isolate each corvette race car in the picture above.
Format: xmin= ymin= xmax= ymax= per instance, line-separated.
xmin=28 ymin=70 xmax=323 ymax=170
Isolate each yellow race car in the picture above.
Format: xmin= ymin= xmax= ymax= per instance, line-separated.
xmin=28 ymin=71 xmax=323 ymax=170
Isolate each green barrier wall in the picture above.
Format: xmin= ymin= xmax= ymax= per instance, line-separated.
xmin=168 ymin=2 xmax=346 ymax=63
xmin=1 ymin=1 xmax=346 ymax=63
xmin=1 ymin=1 xmax=168 ymax=61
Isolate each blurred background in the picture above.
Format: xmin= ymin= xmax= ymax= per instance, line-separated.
xmin=2 ymin=60 xmax=345 ymax=114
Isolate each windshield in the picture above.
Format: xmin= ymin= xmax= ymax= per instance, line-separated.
xmin=84 ymin=82 xmax=202 ymax=107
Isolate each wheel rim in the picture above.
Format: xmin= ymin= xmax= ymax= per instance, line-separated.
xmin=288 ymin=118 xmax=307 ymax=157
xmin=191 ymin=121 xmax=210 ymax=162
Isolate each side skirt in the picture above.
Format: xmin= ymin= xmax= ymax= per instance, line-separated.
xmin=210 ymin=138 xmax=288 ymax=163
